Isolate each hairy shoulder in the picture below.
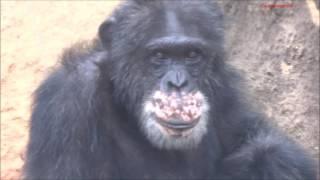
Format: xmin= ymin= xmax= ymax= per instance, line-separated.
xmin=59 ymin=40 xmax=107 ymax=80
xmin=34 ymin=40 xmax=108 ymax=105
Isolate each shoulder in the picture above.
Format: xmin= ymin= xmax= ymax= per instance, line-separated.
xmin=59 ymin=39 xmax=107 ymax=80
xmin=35 ymin=40 xmax=109 ymax=99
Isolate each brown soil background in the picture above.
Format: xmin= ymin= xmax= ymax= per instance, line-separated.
xmin=1 ymin=1 xmax=319 ymax=179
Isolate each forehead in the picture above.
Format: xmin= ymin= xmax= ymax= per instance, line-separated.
xmin=112 ymin=1 xmax=223 ymax=49
xmin=147 ymin=2 xmax=215 ymax=39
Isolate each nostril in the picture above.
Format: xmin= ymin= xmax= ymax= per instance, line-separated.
xmin=169 ymin=70 xmax=189 ymax=90
xmin=168 ymin=78 xmax=188 ymax=89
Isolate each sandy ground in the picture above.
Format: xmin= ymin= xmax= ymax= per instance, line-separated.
xmin=1 ymin=1 xmax=319 ymax=180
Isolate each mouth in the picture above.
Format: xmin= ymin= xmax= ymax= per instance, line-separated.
xmin=151 ymin=91 xmax=205 ymax=137
xmin=155 ymin=118 xmax=200 ymax=137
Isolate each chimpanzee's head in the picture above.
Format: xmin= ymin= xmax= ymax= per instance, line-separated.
xmin=99 ymin=0 xmax=225 ymax=149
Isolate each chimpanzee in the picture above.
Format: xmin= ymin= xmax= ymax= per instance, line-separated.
xmin=24 ymin=0 xmax=316 ymax=179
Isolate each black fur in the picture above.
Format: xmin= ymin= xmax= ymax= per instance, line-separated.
xmin=24 ymin=1 xmax=316 ymax=179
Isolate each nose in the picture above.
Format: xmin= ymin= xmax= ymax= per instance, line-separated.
xmin=162 ymin=69 xmax=189 ymax=91
xmin=168 ymin=70 xmax=188 ymax=89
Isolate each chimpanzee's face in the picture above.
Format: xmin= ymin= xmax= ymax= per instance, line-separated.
xmin=141 ymin=35 xmax=211 ymax=149
xmin=103 ymin=1 xmax=223 ymax=150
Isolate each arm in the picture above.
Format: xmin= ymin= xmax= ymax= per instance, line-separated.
xmin=219 ymin=118 xmax=317 ymax=180
xmin=23 ymin=45 xmax=106 ymax=179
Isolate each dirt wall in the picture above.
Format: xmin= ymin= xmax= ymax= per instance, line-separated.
xmin=221 ymin=0 xmax=319 ymax=159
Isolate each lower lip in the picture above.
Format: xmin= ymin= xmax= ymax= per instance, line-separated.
xmin=163 ymin=127 xmax=193 ymax=137
xmin=155 ymin=118 xmax=197 ymax=137
xmin=155 ymin=116 xmax=199 ymax=129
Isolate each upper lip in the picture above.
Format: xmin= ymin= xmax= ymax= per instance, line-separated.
xmin=156 ymin=118 xmax=199 ymax=131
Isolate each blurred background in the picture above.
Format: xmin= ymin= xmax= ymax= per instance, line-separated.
xmin=1 ymin=1 xmax=319 ymax=179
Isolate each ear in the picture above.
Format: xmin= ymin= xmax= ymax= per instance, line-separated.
xmin=98 ymin=17 xmax=116 ymax=48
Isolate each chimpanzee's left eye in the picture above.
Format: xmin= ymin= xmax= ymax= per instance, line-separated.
xmin=185 ymin=50 xmax=202 ymax=63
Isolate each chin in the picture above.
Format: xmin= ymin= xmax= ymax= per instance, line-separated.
xmin=141 ymin=90 xmax=210 ymax=150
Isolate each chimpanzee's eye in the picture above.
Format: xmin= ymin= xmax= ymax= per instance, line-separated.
xmin=153 ymin=51 xmax=167 ymax=60
xmin=187 ymin=50 xmax=199 ymax=58
xmin=185 ymin=49 xmax=202 ymax=63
